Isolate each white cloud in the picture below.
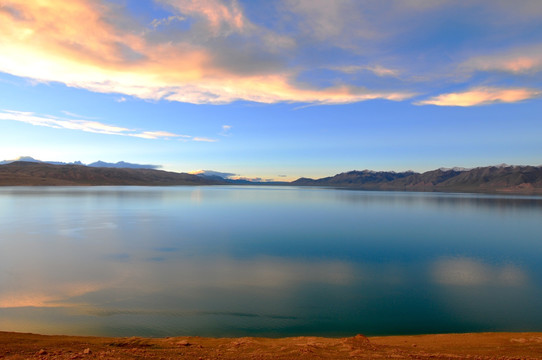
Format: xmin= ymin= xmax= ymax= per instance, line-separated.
xmin=0 ymin=109 xmax=193 ymax=140
xmin=60 ymin=111 xmax=100 ymax=120
xmin=193 ymin=137 xmax=218 ymax=142
xmin=133 ymin=131 xmax=191 ymax=140
xmin=220 ymin=124 xmax=232 ymax=136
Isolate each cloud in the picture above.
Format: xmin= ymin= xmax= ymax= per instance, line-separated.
xmin=150 ymin=15 xmax=185 ymax=29
xmin=220 ymin=124 xmax=232 ymax=136
xmin=0 ymin=0 xmax=413 ymax=105
xmin=193 ymin=137 xmax=217 ymax=142
xmin=282 ymin=0 xmax=377 ymax=44
xmin=0 ymin=110 xmax=131 ymax=134
xmin=461 ymin=45 xmax=542 ymax=74
xmin=332 ymin=65 xmax=400 ymax=77
xmin=415 ymin=87 xmax=541 ymax=106
xmin=133 ymin=131 xmax=190 ymax=140
xmin=156 ymin=0 xmax=247 ymax=36
xmin=60 ymin=110 xmax=100 ymax=120
xmin=0 ymin=109 xmax=193 ymax=140
xmin=1 ymin=1 xmax=541 ymax=106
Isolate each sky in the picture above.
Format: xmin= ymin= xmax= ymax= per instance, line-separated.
xmin=0 ymin=0 xmax=541 ymax=181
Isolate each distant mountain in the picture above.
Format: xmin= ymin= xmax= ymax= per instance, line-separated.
xmin=293 ymin=170 xmax=416 ymax=186
xmin=192 ymin=169 xmax=288 ymax=185
xmin=0 ymin=156 xmax=160 ymax=169
xmin=0 ymin=161 xmax=225 ymax=186
xmin=0 ymin=156 xmax=42 ymax=165
xmin=192 ymin=169 xmax=252 ymax=184
xmin=87 ymin=161 xmax=160 ymax=169
xmin=0 ymin=156 xmax=85 ymax=166
xmin=191 ymin=170 xmax=237 ymax=179
xmin=292 ymin=166 xmax=542 ymax=194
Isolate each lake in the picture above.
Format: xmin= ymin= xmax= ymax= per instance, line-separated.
xmin=1 ymin=186 xmax=542 ymax=337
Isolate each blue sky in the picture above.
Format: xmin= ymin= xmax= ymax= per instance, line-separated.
xmin=0 ymin=0 xmax=541 ymax=181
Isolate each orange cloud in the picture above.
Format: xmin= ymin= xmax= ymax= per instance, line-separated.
xmin=0 ymin=0 xmax=412 ymax=105
xmin=462 ymin=45 xmax=542 ymax=74
xmin=415 ymin=87 xmax=541 ymax=107
xmin=466 ymin=56 xmax=542 ymax=74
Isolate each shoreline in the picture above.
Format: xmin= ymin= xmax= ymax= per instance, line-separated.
xmin=2 ymin=331 xmax=542 ymax=359
xmin=2 ymin=183 xmax=542 ymax=197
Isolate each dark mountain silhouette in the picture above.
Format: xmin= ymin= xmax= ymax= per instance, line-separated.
xmin=0 ymin=162 xmax=224 ymax=186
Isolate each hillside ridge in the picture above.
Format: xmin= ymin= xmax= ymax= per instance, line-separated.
xmin=292 ymin=165 xmax=542 ymax=193
xmin=0 ymin=161 xmax=224 ymax=186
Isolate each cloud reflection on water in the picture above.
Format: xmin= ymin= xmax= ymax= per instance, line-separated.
xmin=432 ymin=257 xmax=527 ymax=287
xmin=0 ymin=255 xmax=355 ymax=309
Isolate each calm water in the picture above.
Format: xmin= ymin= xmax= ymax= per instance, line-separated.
xmin=1 ymin=186 xmax=542 ymax=337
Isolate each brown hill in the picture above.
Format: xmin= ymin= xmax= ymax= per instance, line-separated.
xmin=292 ymin=166 xmax=542 ymax=194
xmin=0 ymin=161 xmax=224 ymax=186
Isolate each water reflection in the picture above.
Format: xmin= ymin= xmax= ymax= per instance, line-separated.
xmin=1 ymin=186 xmax=541 ymax=337
xmin=332 ymin=188 xmax=542 ymax=212
xmin=432 ymin=257 xmax=527 ymax=286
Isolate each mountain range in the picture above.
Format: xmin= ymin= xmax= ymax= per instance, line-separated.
xmin=0 ymin=158 xmax=541 ymax=193
xmin=0 ymin=161 xmax=221 ymax=186
xmin=292 ymin=166 xmax=542 ymax=193
xmin=0 ymin=156 xmax=160 ymax=169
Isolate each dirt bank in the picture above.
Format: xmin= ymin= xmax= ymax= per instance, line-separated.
xmin=1 ymin=331 xmax=542 ymax=359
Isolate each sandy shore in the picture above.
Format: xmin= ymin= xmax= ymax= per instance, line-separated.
xmin=1 ymin=331 xmax=542 ymax=359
